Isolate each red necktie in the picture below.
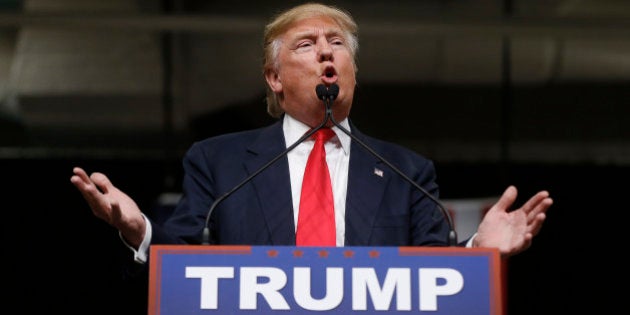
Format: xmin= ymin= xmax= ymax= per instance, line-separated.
xmin=296 ymin=128 xmax=336 ymax=246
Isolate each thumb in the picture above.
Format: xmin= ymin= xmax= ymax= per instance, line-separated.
xmin=493 ymin=185 xmax=518 ymax=213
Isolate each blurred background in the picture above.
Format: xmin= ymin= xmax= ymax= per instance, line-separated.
xmin=2 ymin=0 xmax=627 ymax=313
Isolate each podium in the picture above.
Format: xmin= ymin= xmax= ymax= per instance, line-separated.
xmin=148 ymin=245 xmax=503 ymax=314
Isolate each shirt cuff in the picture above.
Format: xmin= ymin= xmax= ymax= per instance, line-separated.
xmin=465 ymin=233 xmax=477 ymax=248
xmin=119 ymin=213 xmax=152 ymax=264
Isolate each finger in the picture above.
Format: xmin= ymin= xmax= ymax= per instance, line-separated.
xmin=71 ymin=171 xmax=102 ymax=202
xmin=527 ymin=197 xmax=551 ymax=233
xmin=528 ymin=212 xmax=547 ymax=236
xmin=72 ymin=167 xmax=89 ymax=181
xmin=522 ymin=190 xmax=550 ymax=215
xmin=70 ymin=169 xmax=108 ymax=208
xmin=70 ymin=167 xmax=92 ymax=187
xmin=521 ymin=193 xmax=546 ymax=224
xmin=90 ymin=172 xmax=114 ymax=194
xmin=526 ymin=196 xmax=553 ymax=224
xmin=70 ymin=168 xmax=102 ymax=201
xmin=493 ymin=185 xmax=518 ymax=213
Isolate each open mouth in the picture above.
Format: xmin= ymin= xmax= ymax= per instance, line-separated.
xmin=322 ymin=66 xmax=337 ymax=83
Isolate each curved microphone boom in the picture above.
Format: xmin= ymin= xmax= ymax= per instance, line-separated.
xmin=321 ymin=83 xmax=458 ymax=246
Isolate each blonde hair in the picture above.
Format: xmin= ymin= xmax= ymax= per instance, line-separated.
xmin=262 ymin=2 xmax=359 ymax=118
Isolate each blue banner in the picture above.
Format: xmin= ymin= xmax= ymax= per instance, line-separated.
xmin=149 ymin=245 xmax=502 ymax=314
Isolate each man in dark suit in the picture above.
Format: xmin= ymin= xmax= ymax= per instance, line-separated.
xmin=71 ymin=3 xmax=552 ymax=266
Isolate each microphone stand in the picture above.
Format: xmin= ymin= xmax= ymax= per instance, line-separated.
xmin=321 ymin=85 xmax=458 ymax=246
xmin=202 ymin=83 xmax=457 ymax=247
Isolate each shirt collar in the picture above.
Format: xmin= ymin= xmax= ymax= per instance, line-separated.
xmin=283 ymin=114 xmax=351 ymax=155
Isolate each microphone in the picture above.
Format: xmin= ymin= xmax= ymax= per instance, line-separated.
xmin=201 ymin=85 xmax=334 ymax=245
xmin=316 ymin=84 xmax=328 ymax=100
xmin=322 ymin=83 xmax=458 ymax=246
xmin=316 ymin=83 xmax=339 ymax=101
xmin=328 ymin=84 xmax=339 ymax=100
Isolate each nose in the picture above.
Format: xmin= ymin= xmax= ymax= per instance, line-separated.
xmin=318 ymin=40 xmax=333 ymax=62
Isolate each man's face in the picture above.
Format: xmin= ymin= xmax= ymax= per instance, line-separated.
xmin=265 ymin=16 xmax=356 ymax=127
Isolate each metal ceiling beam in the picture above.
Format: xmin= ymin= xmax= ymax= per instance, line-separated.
xmin=0 ymin=13 xmax=629 ymax=38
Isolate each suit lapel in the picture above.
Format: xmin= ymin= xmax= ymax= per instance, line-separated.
xmin=239 ymin=120 xmax=391 ymax=246
xmin=244 ymin=121 xmax=296 ymax=245
xmin=344 ymin=128 xmax=389 ymax=246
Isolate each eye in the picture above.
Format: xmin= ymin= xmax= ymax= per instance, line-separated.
xmin=296 ymin=40 xmax=314 ymax=49
xmin=330 ymin=37 xmax=344 ymax=46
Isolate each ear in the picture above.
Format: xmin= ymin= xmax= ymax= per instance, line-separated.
xmin=264 ymin=68 xmax=282 ymax=93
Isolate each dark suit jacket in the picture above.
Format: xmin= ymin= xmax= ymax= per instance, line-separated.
xmin=151 ymin=118 xmax=450 ymax=247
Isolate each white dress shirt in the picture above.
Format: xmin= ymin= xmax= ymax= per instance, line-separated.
xmin=283 ymin=114 xmax=351 ymax=247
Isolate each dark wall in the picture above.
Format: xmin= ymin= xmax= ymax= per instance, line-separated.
xmin=3 ymin=156 xmax=621 ymax=314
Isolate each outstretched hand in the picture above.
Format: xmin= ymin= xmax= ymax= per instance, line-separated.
xmin=474 ymin=185 xmax=553 ymax=257
xmin=70 ymin=167 xmax=145 ymax=248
